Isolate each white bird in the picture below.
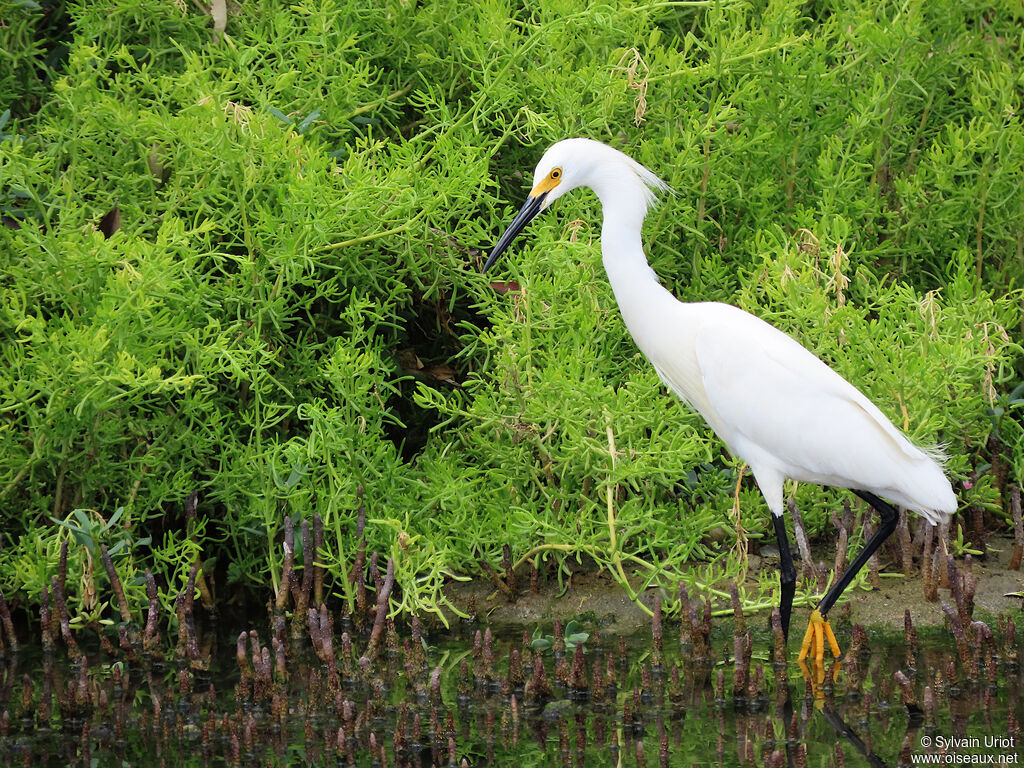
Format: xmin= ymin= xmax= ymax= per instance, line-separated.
xmin=483 ymin=138 xmax=956 ymax=662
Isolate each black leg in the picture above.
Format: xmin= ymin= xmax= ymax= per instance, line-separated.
xmin=818 ymin=705 xmax=890 ymax=768
xmin=773 ymin=514 xmax=797 ymax=641
xmin=816 ymin=490 xmax=898 ymax=617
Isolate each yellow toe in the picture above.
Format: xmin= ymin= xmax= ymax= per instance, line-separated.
xmin=797 ymin=613 xmax=816 ymax=662
xmin=822 ymin=617 xmax=841 ymax=659
xmin=797 ymin=610 xmax=841 ymax=663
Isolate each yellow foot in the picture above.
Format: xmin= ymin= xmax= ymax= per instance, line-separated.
xmin=797 ymin=609 xmax=841 ymax=663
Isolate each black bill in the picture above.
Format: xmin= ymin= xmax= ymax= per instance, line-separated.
xmin=482 ymin=192 xmax=547 ymax=272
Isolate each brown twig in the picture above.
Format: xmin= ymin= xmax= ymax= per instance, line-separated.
xmin=786 ymin=498 xmax=817 ymax=582
xmin=364 ymin=557 xmax=396 ymax=660
xmin=50 ymin=574 xmax=80 ymax=658
xmin=0 ymin=588 xmax=14 ymax=654
xmin=313 ymin=513 xmax=324 ymax=606
xmin=897 ymin=671 xmax=921 ymax=712
xmin=276 ymin=516 xmax=294 ymax=613
xmin=1010 ymin=485 xmax=1022 ymax=570
xmin=898 ymin=509 xmax=913 ymax=576
xmin=143 ymin=570 xmax=161 ymax=653
xmin=292 ymin=518 xmax=312 ymax=639
xmin=922 ymin=523 xmax=937 ymax=601
xmin=40 ymin=585 xmax=54 ymax=654
xmin=176 ymin=564 xmax=203 ymax=668
xmin=99 ymin=543 xmax=133 ymax=625
xmin=353 ymin=496 xmax=368 ymax=620
xmin=477 ymin=556 xmax=514 ymax=600
xmin=832 ymin=500 xmax=851 ymax=578
xmin=502 ymin=544 xmax=517 ymax=597
xmin=678 ymin=584 xmax=693 ymax=649
xmin=941 ymin=602 xmax=971 ymax=674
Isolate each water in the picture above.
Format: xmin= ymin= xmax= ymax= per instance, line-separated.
xmin=1 ymin=610 xmax=1020 ymax=767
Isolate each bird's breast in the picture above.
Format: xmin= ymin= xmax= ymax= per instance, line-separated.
xmin=612 ymin=290 xmax=719 ymax=422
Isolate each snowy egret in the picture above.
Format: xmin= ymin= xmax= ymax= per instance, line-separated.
xmin=484 ymin=138 xmax=956 ymax=662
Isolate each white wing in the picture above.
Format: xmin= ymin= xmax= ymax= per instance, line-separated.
xmin=650 ymin=302 xmax=953 ymax=520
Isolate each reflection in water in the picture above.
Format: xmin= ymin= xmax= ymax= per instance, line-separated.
xmin=0 ymin=604 xmax=1019 ymax=767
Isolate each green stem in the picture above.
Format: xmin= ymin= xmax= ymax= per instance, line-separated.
xmin=342 ymin=82 xmax=413 ymax=122
xmin=311 ymin=217 xmax=419 ymax=254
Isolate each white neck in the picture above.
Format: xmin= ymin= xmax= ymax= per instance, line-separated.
xmin=590 ymin=178 xmax=663 ymax=303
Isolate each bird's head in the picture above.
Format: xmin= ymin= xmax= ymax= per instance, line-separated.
xmin=483 ymin=138 xmax=670 ymax=272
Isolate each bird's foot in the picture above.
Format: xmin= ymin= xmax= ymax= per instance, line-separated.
xmin=797 ymin=609 xmax=841 ymax=664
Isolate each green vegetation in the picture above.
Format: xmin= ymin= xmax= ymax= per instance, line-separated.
xmin=1 ymin=0 xmax=1022 ymax=629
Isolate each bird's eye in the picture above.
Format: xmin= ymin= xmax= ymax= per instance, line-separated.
xmin=550 ymin=168 xmax=562 ymax=179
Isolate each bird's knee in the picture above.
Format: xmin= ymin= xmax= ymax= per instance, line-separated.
xmin=854 ymin=489 xmax=898 ymax=525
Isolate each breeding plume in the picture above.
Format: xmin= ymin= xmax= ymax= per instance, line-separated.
xmin=484 ymin=138 xmax=956 ymax=662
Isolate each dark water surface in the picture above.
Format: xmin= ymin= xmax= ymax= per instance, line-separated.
xmin=1 ymin=608 xmax=1021 ymax=767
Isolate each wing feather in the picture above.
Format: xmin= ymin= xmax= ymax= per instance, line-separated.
xmin=649 ymin=304 xmax=951 ymax=515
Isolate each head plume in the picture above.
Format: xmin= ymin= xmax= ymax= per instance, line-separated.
xmin=533 ymin=138 xmax=673 ymax=218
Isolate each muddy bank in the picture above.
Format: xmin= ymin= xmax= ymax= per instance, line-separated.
xmin=444 ymin=534 xmax=1024 ymax=635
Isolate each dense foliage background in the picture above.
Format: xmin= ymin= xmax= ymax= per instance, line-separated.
xmin=2 ymin=0 xmax=1022 ymax=625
